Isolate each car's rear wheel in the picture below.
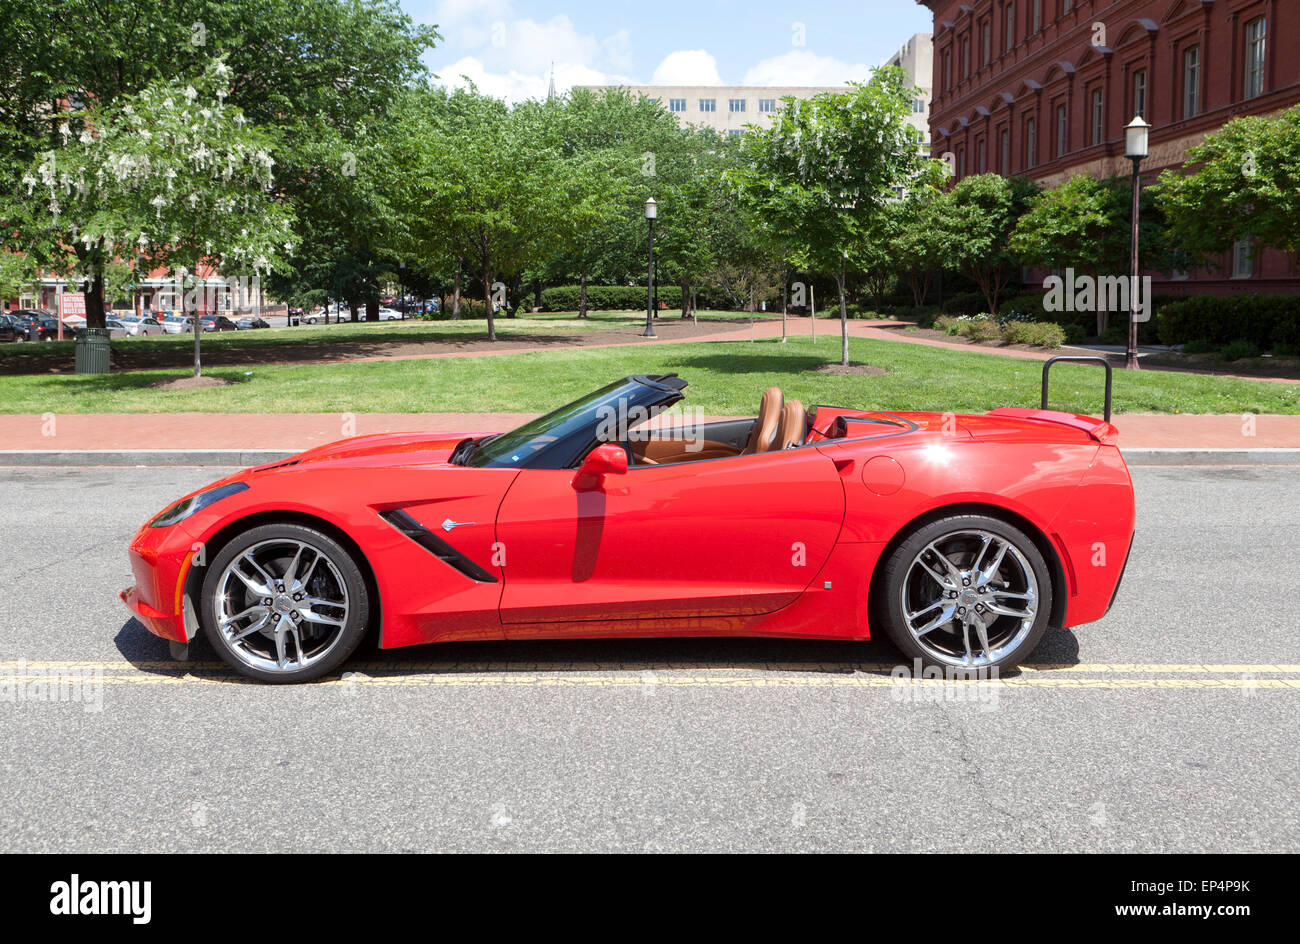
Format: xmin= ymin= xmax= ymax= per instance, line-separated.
xmin=200 ymin=523 xmax=369 ymax=683
xmin=880 ymin=514 xmax=1052 ymax=672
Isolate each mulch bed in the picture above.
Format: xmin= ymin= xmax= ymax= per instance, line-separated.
xmin=813 ymin=362 xmax=888 ymax=376
xmin=0 ymin=316 xmax=750 ymax=376
xmin=148 ymin=375 xmax=234 ymax=390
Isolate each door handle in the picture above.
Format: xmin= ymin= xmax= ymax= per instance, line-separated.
xmin=441 ymin=518 xmax=476 ymax=532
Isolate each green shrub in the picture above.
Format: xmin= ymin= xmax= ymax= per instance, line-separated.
xmin=934 ymin=314 xmax=960 ymax=334
xmin=1221 ymin=339 xmax=1262 ymax=361
xmin=963 ymin=316 xmax=1002 ymax=342
xmin=541 ymin=284 xmax=685 ymax=312
xmin=939 ymin=291 xmax=991 ymax=316
xmin=1181 ymin=338 xmax=1216 ymax=354
xmin=1004 ymin=321 xmax=1066 ymax=348
xmin=1063 ymin=324 xmax=1087 ymax=345
xmin=1157 ymin=294 xmax=1300 ymax=351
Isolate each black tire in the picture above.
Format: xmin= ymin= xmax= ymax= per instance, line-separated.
xmin=880 ymin=514 xmax=1053 ymax=672
xmin=200 ymin=522 xmax=370 ymax=683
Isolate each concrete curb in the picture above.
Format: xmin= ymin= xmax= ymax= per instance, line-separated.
xmin=0 ymin=449 xmax=295 ymax=467
xmin=1 ymin=447 xmax=1298 ymax=468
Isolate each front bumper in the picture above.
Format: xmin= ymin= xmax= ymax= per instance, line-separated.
xmin=120 ymin=521 xmax=202 ymax=643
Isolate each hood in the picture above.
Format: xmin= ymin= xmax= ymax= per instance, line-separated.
xmin=247 ymin=430 xmax=502 ymax=475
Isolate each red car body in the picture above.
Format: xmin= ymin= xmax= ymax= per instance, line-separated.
xmin=123 ymin=376 xmax=1135 ymax=671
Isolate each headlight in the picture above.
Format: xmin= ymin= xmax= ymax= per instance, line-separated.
xmin=149 ymin=482 xmax=249 ymax=528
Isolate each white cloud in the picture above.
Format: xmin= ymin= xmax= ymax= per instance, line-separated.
xmin=741 ymin=49 xmax=872 ymax=87
xmin=428 ymin=2 xmax=635 ymax=102
xmin=650 ymin=49 xmax=723 ymax=86
xmin=437 ymin=56 xmax=629 ymax=103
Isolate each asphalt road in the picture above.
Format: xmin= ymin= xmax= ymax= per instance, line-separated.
xmin=0 ymin=463 xmax=1296 ymax=853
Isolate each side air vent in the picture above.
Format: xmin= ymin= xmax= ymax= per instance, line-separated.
xmin=378 ymin=509 xmax=499 ymax=583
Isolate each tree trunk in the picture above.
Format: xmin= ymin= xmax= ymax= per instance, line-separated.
xmin=837 ymin=260 xmax=849 ymax=367
xmin=680 ymin=277 xmax=690 ymax=319
xmin=187 ymin=279 xmax=201 ymax=379
xmin=578 ymin=266 xmax=588 ymax=319
xmin=84 ymin=269 xmax=107 ymax=331
xmin=365 ymin=297 xmax=378 ymax=322
xmin=348 ymin=298 xmax=359 ymax=322
xmin=780 ymin=264 xmax=788 ymax=343
xmin=483 ymin=259 xmax=495 ymax=341
xmin=452 ymin=264 xmax=462 ymax=319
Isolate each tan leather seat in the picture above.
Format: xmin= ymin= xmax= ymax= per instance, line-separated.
xmin=741 ymin=387 xmax=783 ymax=455
xmin=772 ymin=400 xmax=806 ymax=450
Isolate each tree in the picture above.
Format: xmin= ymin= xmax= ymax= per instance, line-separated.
xmin=21 ymin=60 xmax=294 ymax=373
xmin=391 ymin=87 xmax=566 ymax=340
xmin=1011 ymin=174 xmax=1171 ymax=334
xmin=2 ymin=1 xmax=435 ymax=320
xmin=889 ymin=185 xmax=948 ymax=306
xmin=938 ymin=173 xmax=1039 ymax=316
xmin=1154 ymin=104 xmax=1300 ymax=268
xmin=733 ymin=69 xmax=929 ymax=365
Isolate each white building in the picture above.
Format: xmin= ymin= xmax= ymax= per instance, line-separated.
xmin=885 ymin=32 xmax=934 ymax=148
xmin=578 ymin=85 xmax=847 ymax=136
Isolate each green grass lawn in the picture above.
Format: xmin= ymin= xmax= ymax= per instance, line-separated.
xmin=0 ymin=309 xmax=747 ymax=361
xmin=2 ymin=334 xmax=1296 ymax=416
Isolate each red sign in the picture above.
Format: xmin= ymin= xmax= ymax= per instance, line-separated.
xmin=57 ymin=293 xmax=86 ymax=340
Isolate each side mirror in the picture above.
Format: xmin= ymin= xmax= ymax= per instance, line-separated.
xmin=572 ymin=443 xmax=628 ymax=491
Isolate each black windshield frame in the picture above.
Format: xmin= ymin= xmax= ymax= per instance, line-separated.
xmin=458 ymin=375 xmax=687 ymax=470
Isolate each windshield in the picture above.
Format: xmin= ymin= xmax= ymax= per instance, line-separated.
xmin=459 ymin=376 xmax=685 ymax=469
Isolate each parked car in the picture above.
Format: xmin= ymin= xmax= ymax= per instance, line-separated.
xmin=121 ymin=370 xmax=1136 ymax=683
xmin=117 ymin=315 xmax=164 ymax=337
xmin=103 ymin=319 xmax=130 ymax=339
xmin=10 ymin=311 xmax=63 ymax=341
xmin=158 ymin=314 xmax=190 ymax=334
xmin=198 ymin=315 xmax=239 ymax=332
xmin=0 ymin=314 xmax=21 ymax=342
xmin=377 ymin=307 xmax=405 ymax=321
xmin=235 ymin=316 xmax=271 ymax=330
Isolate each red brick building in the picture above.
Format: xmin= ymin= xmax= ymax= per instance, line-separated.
xmin=919 ymin=0 xmax=1300 ymax=295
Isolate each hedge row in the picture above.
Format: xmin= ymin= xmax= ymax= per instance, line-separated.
xmin=1156 ymin=295 xmax=1300 ymax=351
xmin=540 ymin=284 xmax=684 ymax=312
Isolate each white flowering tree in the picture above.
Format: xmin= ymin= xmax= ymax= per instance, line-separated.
xmin=19 ymin=59 xmax=294 ymax=375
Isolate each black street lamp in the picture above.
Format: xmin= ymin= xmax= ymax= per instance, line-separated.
xmin=399 ymin=260 xmax=406 ymax=320
xmin=642 ymin=197 xmax=657 ymax=338
xmin=1124 ymin=115 xmax=1150 ymax=371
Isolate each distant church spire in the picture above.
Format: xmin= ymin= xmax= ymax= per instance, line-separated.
xmin=547 ymin=62 xmax=556 ymax=100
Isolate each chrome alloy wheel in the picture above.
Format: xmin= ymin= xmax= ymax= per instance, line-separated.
xmin=899 ymin=529 xmax=1039 ymax=668
xmin=214 ymin=538 xmax=350 ymax=674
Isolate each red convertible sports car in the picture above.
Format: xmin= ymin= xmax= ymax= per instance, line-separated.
xmin=123 ymin=366 xmax=1135 ymax=682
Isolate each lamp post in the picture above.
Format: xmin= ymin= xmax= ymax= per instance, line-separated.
xmin=1124 ymin=115 xmax=1150 ymax=371
xmin=642 ymin=197 xmax=657 ymax=338
xmin=399 ymin=260 xmax=406 ymax=320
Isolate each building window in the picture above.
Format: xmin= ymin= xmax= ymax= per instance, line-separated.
xmin=1056 ymin=103 xmax=1067 ymax=156
xmin=1244 ymin=18 xmax=1266 ymax=100
xmin=912 ymin=99 xmax=926 ymax=114
xmin=668 ymin=98 xmax=686 ymax=113
xmin=1182 ymin=46 xmax=1200 ymax=119
xmin=944 ymin=51 xmax=952 ymax=91
xmin=1006 ymin=3 xmax=1015 ymax=51
xmin=699 ymin=98 xmax=716 ymax=113
xmin=977 ymin=137 xmax=987 ymax=173
xmin=727 ymin=130 xmax=742 ymax=138
xmin=957 ymin=146 xmax=966 ymax=177
xmin=728 ymin=98 xmax=746 ymax=113
xmin=1233 ymin=240 xmax=1253 ymax=278
xmin=982 ymin=22 xmax=992 ymax=65
xmin=758 ymin=98 xmax=776 ymax=113
xmin=962 ymin=36 xmax=970 ymax=77
xmin=1091 ymin=88 xmax=1104 ymax=145
xmin=1025 ymin=117 xmax=1036 ymax=168
xmin=1000 ymin=128 xmax=1010 ymax=174
xmin=1133 ymin=69 xmax=1147 ymax=119
xmin=1032 ymin=0 xmax=1041 ymax=33
xmin=1063 ymin=0 xmax=1072 ymax=12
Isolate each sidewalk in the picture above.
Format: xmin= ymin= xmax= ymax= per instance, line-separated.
xmin=1 ymin=410 xmax=1297 ymax=454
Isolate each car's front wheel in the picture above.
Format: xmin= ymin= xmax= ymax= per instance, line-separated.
xmin=880 ymin=514 xmax=1052 ymax=672
xmin=200 ymin=523 xmax=370 ymax=683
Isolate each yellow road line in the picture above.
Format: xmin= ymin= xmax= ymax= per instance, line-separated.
xmin=4 ymin=661 xmax=1300 ymax=674
xmin=3 ymin=673 xmax=1297 ymax=690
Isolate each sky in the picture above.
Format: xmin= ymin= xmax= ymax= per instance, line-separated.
xmin=400 ymin=0 xmax=934 ymax=102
